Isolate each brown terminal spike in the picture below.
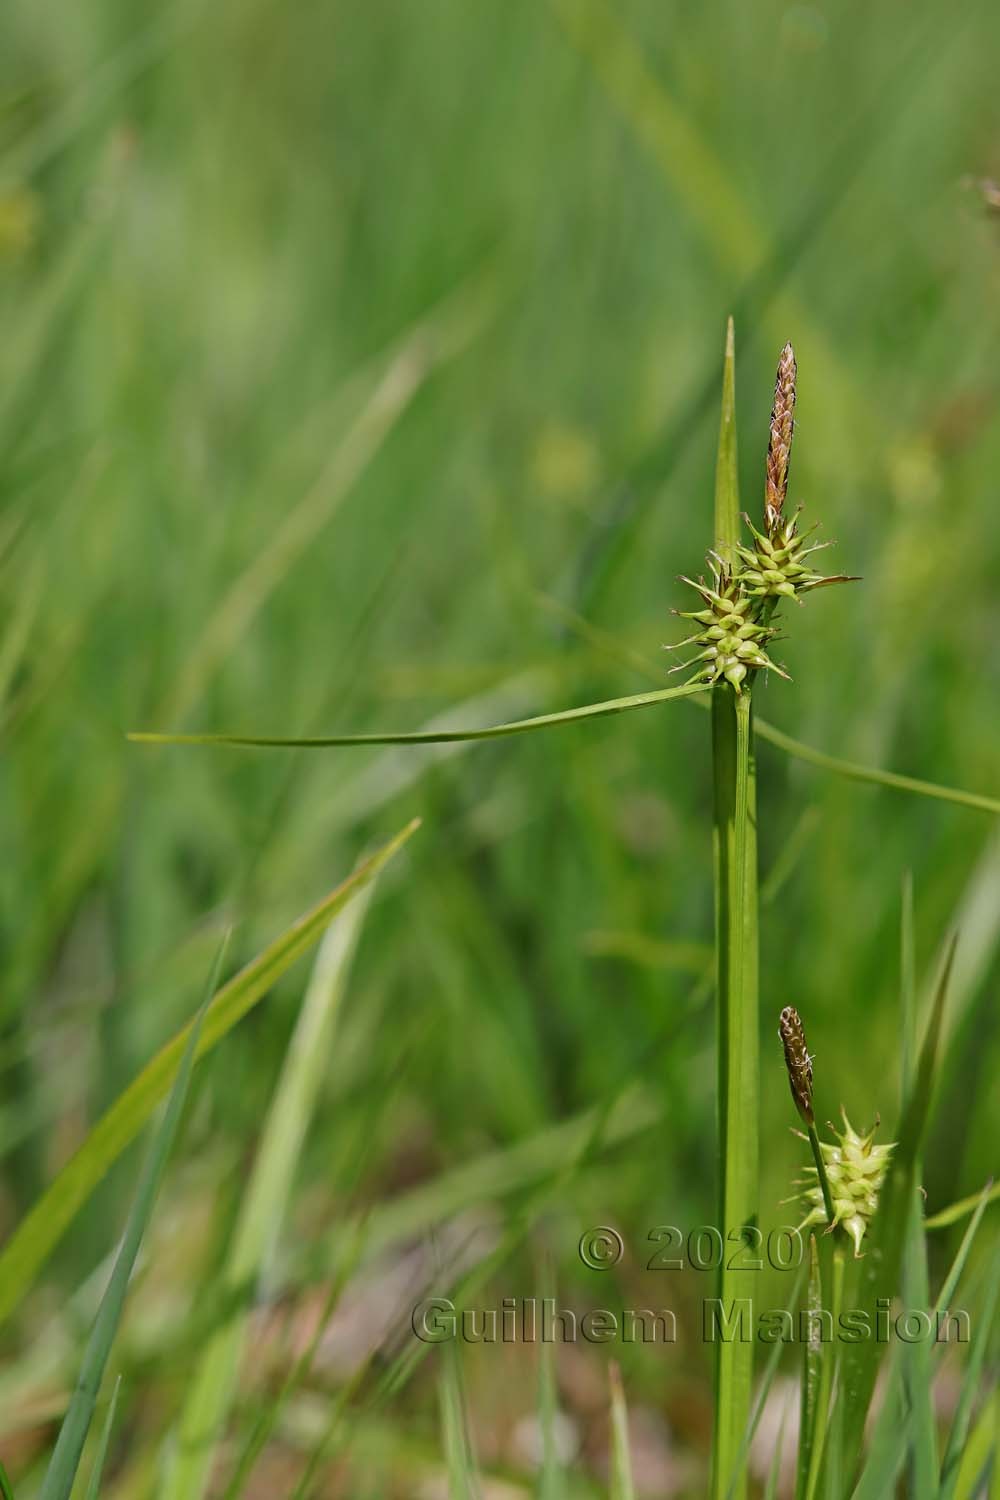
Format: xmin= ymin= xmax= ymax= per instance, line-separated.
xmin=765 ymin=343 xmax=796 ymax=532
xmin=778 ymin=1005 xmax=814 ymax=1125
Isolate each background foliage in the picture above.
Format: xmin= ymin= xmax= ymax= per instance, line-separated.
xmin=2 ymin=0 xmax=999 ymax=1492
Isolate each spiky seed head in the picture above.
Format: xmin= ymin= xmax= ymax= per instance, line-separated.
xmin=778 ymin=1005 xmax=814 ymax=1124
xmin=796 ymin=1109 xmax=895 ymax=1256
xmin=765 ymin=343 xmax=796 ymax=532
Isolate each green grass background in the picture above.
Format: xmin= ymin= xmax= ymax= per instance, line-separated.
xmin=2 ymin=0 xmax=999 ymax=1492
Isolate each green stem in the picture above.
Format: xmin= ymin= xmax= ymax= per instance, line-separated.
xmin=807 ymin=1124 xmax=836 ymax=1226
xmin=711 ymin=683 xmax=759 ymax=1500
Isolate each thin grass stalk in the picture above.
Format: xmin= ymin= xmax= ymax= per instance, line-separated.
xmin=710 ymin=321 xmax=759 ymax=1500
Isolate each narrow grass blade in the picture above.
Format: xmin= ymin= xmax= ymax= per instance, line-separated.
xmin=0 ymin=1460 xmax=13 ymax=1499
xmin=711 ymin=322 xmax=758 ymax=1500
xmin=0 ymin=819 xmax=419 ymax=1326
xmin=440 ymin=1346 xmax=479 ymax=1500
xmin=38 ymin=939 xmax=228 ymax=1500
xmin=84 ymin=1376 xmax=121 ymax=1500
xmin=850 ymin=1356 xmax=909 ymax=1500
xmin=939 ymin=1246 xmax=1000 ymax=1499
xmin=930 ymin=1186 xmax=995 ymax=1301
xmin=128 ymin=682 xmax=708 ymax=748
xmin=840 ymin=936 xmax=958 ymax=1479
xmin=724 ymin=1261 xmax=807 ymax=1500
xmin=538 ymin=604 xmax=1000 ymax=820
xmin=852 ymin=1177 xmax=995 ymax=1496
xmin=796 ymin=1236 xmax=823 ymax=1499
xmin=764 ymin=1393 xmax=792 ymax=1500
xmin=538 ymin=1262 xmax=564 ymax=1500
xmin=609 ymin=1363 xmax=635 ymax=1500
xmin=803 ymin=1247 xmax=844 ymax=1500
xmin=161 ymin=888 xmax=374 ymax=1500
xmin=753 ymin=717 xmax=1000 ymax=816
xmin=899 ymin=876 xmax=939 ymax=1500
xmin=951 ymin=1389 xmax=997 ymax=1500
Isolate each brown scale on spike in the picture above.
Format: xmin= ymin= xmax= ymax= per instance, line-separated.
xmin=778 ymin=1005 xmax=814 ymax=1125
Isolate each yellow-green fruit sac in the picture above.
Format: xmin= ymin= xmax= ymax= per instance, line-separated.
xmin=795 ymin=1110 xmax=894 ymax=1257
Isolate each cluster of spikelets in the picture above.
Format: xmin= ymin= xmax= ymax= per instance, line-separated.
xmin=669 ymin=343 xmax=856 ymax=692
xmin=794 ymin=1111 xmax=894 ymax=1258
xmin=778 ymin=1005 xmax=894 ymax=1257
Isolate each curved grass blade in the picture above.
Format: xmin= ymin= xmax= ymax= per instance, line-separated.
xmin=609 ymin=1363 xmax=636 ymax=1500
xmin=161 ymin=889 xmax=374 ymax=1500
xmin=0 ymin=1460 xmax=13 ymax=1499
xmin=0 ymin=819 xmax=420 ymax=1327
xmin=128 ymin=682 xmax=708 ymax=749
xmin=753 ymin=718 xmax=1000 ymax=817
xmin=531 ymin=606 xmax=1000 ymax=820
xmin=38 ymin=941 xmax=228 ymax=1500
xmin=84 ymin=1376 xmax=121 ymax=1500
xmin=840 ymin=935 xmax=957 ymax=1480
xmin=899 ymin=877 xmax=938 ymax=1500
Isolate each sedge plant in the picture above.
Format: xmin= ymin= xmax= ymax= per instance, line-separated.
xmin=123 ymin=327 xmax=1000 ymax=1494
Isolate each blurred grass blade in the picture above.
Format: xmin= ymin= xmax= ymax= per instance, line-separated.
xmin=440 ymin=1346 xmax=479 ymax=1500
xmin=853 ymin=1177 xmax=994 ymax=1495
xmin=38 ymin=939 xmax=228 ymax=1500
xmin=951 ymin=1389 xmax=997 ymax=1500
xmin=538 ymin=1262 xmax=564 ymax=1500
xmin=899 ymin=877 xmax=938 ymax=1499
xmin=925 ymin=1178 xmax=1000 ymax=1231
xmin=609 ymin=1363 xmax=635 ymax=1500
xmin=850 ymin=1358 xmax=909 ymax=1500
xmin=931 ymin=1183 xmax=994 ymax=1304
xmin=129 ymin=681 xmax=708 ymax=748
xmin=765 ymin=1394 xmax=792 ymax=1500
xmin=0 ymin=819 xmax=419 ymax=1326
xmin=711 ymin=323 xmax=758 ymax=1500
xmin=0 ymin=1460 xmax=13 ymax=1499
xmin=840 ymin=935 xmax=957 ymax=1478
xmin=158 ymin=270 xmax=496 ymax=725
xmin=804 ymin=1247 xmax=844 ymax=1500
xmin=84 ymin=1376 xmax=121 ymax=1500
xmin=161 ymin=887 xmax=374 ymax=1500
xmin=939 ymin=1245 xmax=1000 ymax=1499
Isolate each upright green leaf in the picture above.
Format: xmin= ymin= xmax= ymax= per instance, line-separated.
xmin=840 ymin=936 xmax=957 ymax=1478
xmin=939 ymin=1246 xmax=1000 ymax=1499
xmin=710 ymin=321 xmax=759 ymax=1500
xmin=898 ymin=877 xmax=939 ymax=1499
xmin=84 ymin=1377 xmax=121 ymax=1500
xmin=609 ymin=1363 xmax=636 ymax=1500
xmin=161 ymin=886 xmax=375 ymax=1500
xmin=38 ymin=941 xmax=228 ymax=1500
